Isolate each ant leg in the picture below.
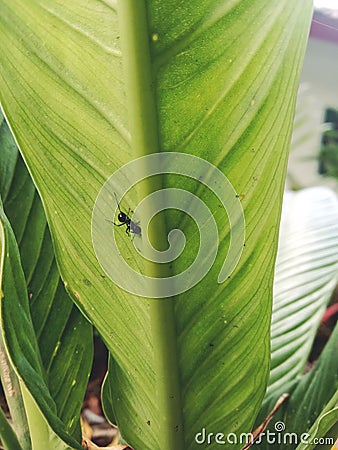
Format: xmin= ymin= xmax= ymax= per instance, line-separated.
xmin=105 ymin=219 xmax=124 ymax=227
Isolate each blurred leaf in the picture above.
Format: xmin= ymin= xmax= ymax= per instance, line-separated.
xmin=287 ymin=85 xmax=338 ymax=192
xmin=268 ymin=187 xmax=338 ymax=396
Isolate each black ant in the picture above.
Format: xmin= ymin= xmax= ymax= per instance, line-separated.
xmin=108 ymin=193 xmax=141 ymax=237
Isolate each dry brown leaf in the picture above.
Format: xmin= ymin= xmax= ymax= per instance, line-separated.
xmin=241 ymin=393 xmax=289 ymax=450
xmin=81 ymin=417 xmax=93 ymax=441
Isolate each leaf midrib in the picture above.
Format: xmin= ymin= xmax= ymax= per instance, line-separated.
xmin=117 ymin=1 xmax=184 ymax=448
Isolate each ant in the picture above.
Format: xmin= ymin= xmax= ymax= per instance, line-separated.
xmin=108 ymin=193 xmax=141 ymax=237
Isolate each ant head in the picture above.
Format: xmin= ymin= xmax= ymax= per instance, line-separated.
xmin=118 ymin=211 xmax=127 ymax=223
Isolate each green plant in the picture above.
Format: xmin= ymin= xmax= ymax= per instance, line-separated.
xmin=319 ymin=108 xmax=338 ymax=179
xmin=1 ymin=2 xmax=335 ymax=450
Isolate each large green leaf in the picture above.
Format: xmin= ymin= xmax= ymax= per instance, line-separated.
xmin=0 ymin=113 xmax=93 ymax=445
xmin=268 ymin=187 xmax=338 ymax=396
xmin=0 ymin=1 xmax=313 ymax=449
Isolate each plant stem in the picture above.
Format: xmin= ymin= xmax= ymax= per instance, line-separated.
xmin=117 ymin=1 xmax=184 ymax=449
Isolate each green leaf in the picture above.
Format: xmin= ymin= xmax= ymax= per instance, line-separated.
xmin=255 ymin=188 xmax=338 ymax=450
xmin=0 ymin=114 xmax=91 ymax=448
xmin=0 ymin=111 xmax=93 ymax=442
xmin=0 ymin=201 xmax=82 ymax=449
xmin=20 ymin=383 xmax=80 ymax=450
xmin=0 ymin=111 xmax=93 ymax=440
xmin=268 ymin=187 xmax=338 ymax=396
xmin=0 ymin=1 xmax=313 ymax=449
xmin=0 ymin=201 xmax=84 ymax=449
xmin=294 ymin=401 xmax=338 ymax=450
xmin=255 ymin=321 xmax=338 ymax=450
xmin=284 ymin=323 xmax=338 ymax=450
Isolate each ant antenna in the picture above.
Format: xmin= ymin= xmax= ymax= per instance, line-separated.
xmin=114 ymin=192 xmax=122 ymax=213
